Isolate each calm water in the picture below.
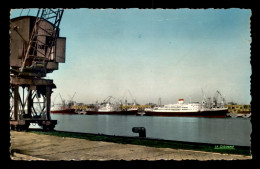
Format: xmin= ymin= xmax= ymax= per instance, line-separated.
xmin=31 ymin=114 xmax=251 ymax=146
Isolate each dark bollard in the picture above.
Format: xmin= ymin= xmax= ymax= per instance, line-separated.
xmin=132 ymin=127 xmax=146 ymax=138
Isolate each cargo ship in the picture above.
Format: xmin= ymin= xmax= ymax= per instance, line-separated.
xmin=86 ymin=96 xmax=138 ymax=115
xmin=86 ymin=103 xmax=138 ymax=115
xmin=51 ymin=105 xmax=77 ymax=114
xmin=144 ymin=91 xmax=228 ymax=118
xmin=51 ymin=94 xmax=77 ymax=115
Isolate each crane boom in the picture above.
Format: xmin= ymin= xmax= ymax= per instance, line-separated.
xmin=128 ymin=89 xmax=136 ymax=104
xmin=68 ymin=92 xmax=77 ymax=102
xmin=59 ymin=93 xmax=64 ymax=102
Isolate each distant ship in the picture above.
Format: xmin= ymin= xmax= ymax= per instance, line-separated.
xmin=120 ymin=98 xmax=139 ymax=115
xmin=144 ymin=91 xmax=228 ymax=118
xmin=51 ymin=93 xmax=77 ymax=115
xmin=86 ymin=102 xmax=137 ymax=115
xmin=86 ymin=103 xmax=138 ymax=115
xmin=87 ymin=96 xmax=138 ymax=115
xmin=51 ymin=104 xmax=76 ymax=115
xmin=122 ymin=107 xmax=139 ymax=114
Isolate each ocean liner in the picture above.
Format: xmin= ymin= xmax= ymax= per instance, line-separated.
xmin=144 ymin=91 xmax=228 ymax=118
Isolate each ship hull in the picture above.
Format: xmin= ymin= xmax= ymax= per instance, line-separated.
xmin=51 ymin=109 xmax=76 ymax=115
xmin=144 ymin=109 xmax=228 ymax=118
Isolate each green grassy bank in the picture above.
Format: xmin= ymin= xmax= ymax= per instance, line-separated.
xmin=28 ymin=130 xmax=251 ymax=156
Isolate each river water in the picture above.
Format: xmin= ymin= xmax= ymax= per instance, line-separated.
xmin=35 ymin=114 xmax=251 ymax=147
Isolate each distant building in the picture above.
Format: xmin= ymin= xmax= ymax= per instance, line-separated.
xmin=145 ymin=103 xmax=157 ymax=108
xmin=226 ymin=104 xmax=251 ymax=114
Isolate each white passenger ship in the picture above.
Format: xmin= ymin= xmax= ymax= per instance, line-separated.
xmin=144 ymin=97 xmax=228 ymax=118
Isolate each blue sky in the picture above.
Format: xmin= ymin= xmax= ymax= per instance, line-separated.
xmin=10 ymin=8 xmax=251 ymax=105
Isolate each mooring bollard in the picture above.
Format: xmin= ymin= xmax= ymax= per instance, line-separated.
xmin=132 ymin=127 xmax=146 ymax=137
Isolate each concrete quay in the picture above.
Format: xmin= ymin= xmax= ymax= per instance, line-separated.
xmin=10 ymin=131 xmax=251 ymax=161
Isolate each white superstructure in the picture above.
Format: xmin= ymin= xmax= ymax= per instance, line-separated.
xmin=144 ymin=94 xmax=228 ymax=116
xmin=98 ymin=103 xmax=116 ymax=112
xmin=145 ymin=99 xmax=201 ymax=113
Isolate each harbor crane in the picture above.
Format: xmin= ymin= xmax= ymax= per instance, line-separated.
xmin=68 ymin=92 xmax=77 ymax=106
xmin=59 ymin=93 xmax=66 ymax=105
xmin=217 ymin=90 xmax=226 ymax=106
xmin=68 ymin=92 xmax=77 ymax=102
xmin=102 ymin=96 xmax=115 ymax=104
xmin=10 ymin=9 xmax=66 ymax=131
xmin=128 ymin=89 xmax=137 ymax=105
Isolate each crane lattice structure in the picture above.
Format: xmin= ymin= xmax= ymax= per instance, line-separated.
xmin=10 ymin=9 xmax=66 ymax=131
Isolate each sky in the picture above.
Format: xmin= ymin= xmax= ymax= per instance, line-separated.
xmin=10 ymin=8 xmax=251 ymax=105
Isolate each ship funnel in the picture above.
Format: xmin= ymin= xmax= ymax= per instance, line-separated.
xmin=178 ymin=99 xmax=184 ymax=104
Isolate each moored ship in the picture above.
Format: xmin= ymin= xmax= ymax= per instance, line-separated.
xmin=51 ymin=104 xmax=76 ymax=114
xmin=120 ymin=99 xmax=139 ymax=115
xmin=144 ymin=91 xmax=228 ymax=118
xmin=51 ymin=93 xmax=77 ymax=115
xmin=86 ymin=105 xmax=138 ymax=115
xmin=87 ymin=102 xmax=122 ymax=115
xmin=86 ymin=96 xmax=138 ymax=115
xmin=121 ymin=107 xmax=139 ymax=115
